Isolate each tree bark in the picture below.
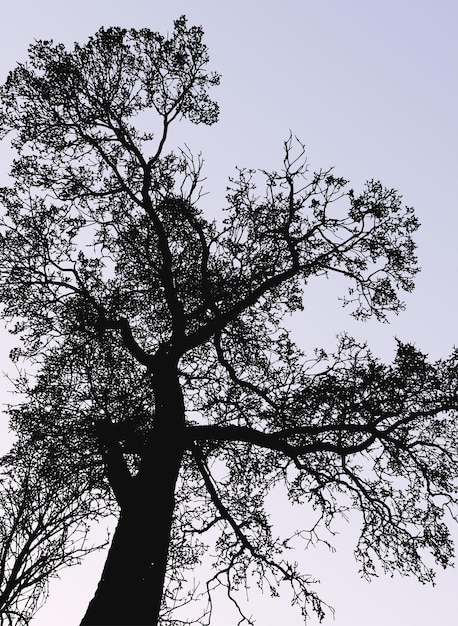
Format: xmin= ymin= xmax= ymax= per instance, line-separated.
xmin=81 ymin=363 xmax=185 ymax=626
xmin=80 ymin=447 xmax=182 ymax=625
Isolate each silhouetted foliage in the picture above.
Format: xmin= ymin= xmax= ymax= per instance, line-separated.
xmin=0 ymin=16 xmax=457 ymax=626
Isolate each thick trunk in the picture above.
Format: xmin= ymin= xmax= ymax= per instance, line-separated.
xmin=80 ymin=447 xmax=182 ymax=625
xmin=81 ymin=362 xmax=185 ymax=625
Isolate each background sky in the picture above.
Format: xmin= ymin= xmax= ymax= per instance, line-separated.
xmin=0 ymin=1 xmax=457 ymax=625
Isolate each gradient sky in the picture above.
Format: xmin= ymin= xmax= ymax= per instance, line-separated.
xmin=0 ymin=2 xmax=457 ymax=625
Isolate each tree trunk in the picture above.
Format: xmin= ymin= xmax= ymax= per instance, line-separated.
xmin=81 ymin=362 xmax=185 ymax=625
xmin=80 ymin=445 xmax=182 ymax=625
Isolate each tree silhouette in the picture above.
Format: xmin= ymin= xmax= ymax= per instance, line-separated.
xmin=0 ymin=451 xmax=107 ymax=625
xmin=0 ymin=16 xmax=457 ymax=626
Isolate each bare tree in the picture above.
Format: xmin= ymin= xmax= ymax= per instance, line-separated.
xmin=0 ymin=455 xmax=107 ymax=625
xmin=0 ymin=16 xmax=457 ymax=626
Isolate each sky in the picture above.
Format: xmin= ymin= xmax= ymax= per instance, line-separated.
xmin=0 ymin=1 xmax=457 ymax=624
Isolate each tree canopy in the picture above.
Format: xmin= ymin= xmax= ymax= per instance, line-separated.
xmin=0 ymin=16 xmax=457 ymax=626
xmin=0 ymin=452 xmax=104 ymax=626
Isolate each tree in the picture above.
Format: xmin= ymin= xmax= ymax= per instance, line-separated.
xmin=0 ymin=450 xmax=107 ymax=626
xmin=0 ymin=15 xmax=457 ymax=626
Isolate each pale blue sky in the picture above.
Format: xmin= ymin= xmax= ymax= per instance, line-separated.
xmin=0 ymin=1 xmax=457 ymax=625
